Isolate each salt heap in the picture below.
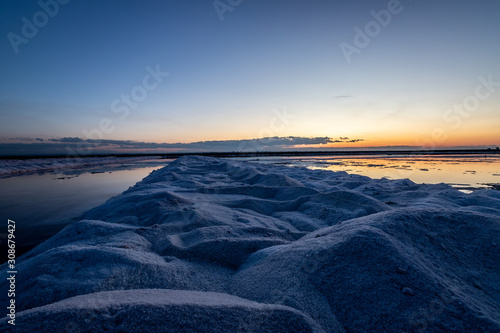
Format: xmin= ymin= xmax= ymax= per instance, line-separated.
xmin=1 ymin=156 xmax=499 ymax=332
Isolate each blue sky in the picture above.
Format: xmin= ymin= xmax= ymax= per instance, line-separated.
xmin=0 ymin=0 xmax=499 ymax=155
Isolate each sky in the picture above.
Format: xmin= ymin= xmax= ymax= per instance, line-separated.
xmin=0 ymin=0 xmax=499 ymax=155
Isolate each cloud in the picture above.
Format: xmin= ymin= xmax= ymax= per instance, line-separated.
xmin=1 ymin=138 xmax=496 ymax=156
xmin=49 ymin=137 xmax=84 ymax=143
xmin=7 ymin=137 xmax=36 ymax=142
xmin=0 ymin=136 xmax=366 ymax=156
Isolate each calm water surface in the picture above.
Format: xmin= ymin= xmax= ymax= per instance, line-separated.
xmin=280 ymin=154 xmax=500 ymax=191
xmin=0 ymin=160 xmax=168 ymax=261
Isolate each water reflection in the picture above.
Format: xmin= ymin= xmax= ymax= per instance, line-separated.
xmin=274 ymin=155 xmax=500 ymax=192
xmin=0 ymin=161 xmax=168 ymax=262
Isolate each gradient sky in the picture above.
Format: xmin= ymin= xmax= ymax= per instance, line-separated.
xmin=0 ymin=0 xmax=499 ymax=155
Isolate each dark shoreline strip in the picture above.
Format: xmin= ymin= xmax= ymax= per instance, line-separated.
xmin=1 ymin=149 xmax=500 ymax=160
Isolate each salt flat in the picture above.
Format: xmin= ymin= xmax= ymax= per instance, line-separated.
xmin=1 ymin=156 xmax=499 ymax=332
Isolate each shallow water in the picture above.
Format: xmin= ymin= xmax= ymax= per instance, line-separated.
xmin=0 ymin=160 xmax=168 ymax=261
xmin=247 ymin=154 xmax=500 ymax=192
xmin=1 ymin=154 xmax=499 ymax=261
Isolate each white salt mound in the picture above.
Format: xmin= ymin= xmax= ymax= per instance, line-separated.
xmin=1 ymin=156 xmax=499 ymax=332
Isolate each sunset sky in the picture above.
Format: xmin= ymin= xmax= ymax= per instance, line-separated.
xmin=0 ymin=0 xmax=499 ymax=155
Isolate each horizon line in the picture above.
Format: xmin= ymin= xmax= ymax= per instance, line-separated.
xmin=2 ymin=148 xmax=500 ymax=160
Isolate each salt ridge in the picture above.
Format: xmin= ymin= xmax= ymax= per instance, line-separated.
xmin=1 ymin=156 xmax=499 ymax=332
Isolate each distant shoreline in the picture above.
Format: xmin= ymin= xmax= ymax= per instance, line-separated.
xmin=1 ymin=148 xmax=499 ymax=160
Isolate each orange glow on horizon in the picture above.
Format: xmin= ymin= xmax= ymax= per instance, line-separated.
xmin=118 ymin=125 xmax=499 ymax=150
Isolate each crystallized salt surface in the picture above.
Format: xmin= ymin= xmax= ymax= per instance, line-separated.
xmin=1 ymin=156 xmax=499 ymax=332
